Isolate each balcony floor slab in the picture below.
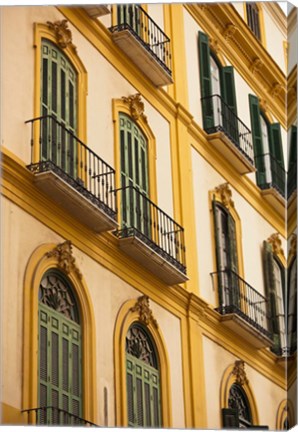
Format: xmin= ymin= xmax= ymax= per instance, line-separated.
xmin=117 ymin=234 xmax=188 ymax=285
xmin=218 ymin=312 xmax=273 ymax=349
xmin=111 ymin=28 xmax=173 ymax=87
xmin=30 ymin=170 xmax=118 ymax=233
xmin=207 ymin=131 xmax=255 ymax=175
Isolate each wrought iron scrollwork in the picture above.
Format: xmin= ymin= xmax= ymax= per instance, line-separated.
xmin=126 ymin=325 xmax=157 ymax=368
xmin=228 ymin=383 xmax=251 ymax=423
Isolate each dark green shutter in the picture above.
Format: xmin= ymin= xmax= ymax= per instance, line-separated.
xmin=198 ymin=31 xmax=214 ymax=130
xmin=288 ymin=126 xmax=297 ymax=197
xmin=222 ymin=408 xmax=239 ymax=428
xmin=269 ymin=123 xmax=285 ymax=193
xmin=221 ymin=66 xmax=239 ymax=144
xmin=249 ymin=95 xmax=265 ymax=186
xmin=227 ymin=213 xmax=240 ymax=308
xmin=262 ymin=241 xmax=280 ymax=354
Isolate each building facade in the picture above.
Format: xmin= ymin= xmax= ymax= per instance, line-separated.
xmin=0 ymin=2 xmax=296 ymax=429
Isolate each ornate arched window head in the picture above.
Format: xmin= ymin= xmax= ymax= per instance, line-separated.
xmin=221 ymin=360 xmax=259 ymax=428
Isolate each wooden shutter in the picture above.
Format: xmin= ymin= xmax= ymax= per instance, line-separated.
xmin=269 ymin=123 xmax=285 ymax=193
xmin=126 ymin=353 xmax=161 ymax=427
xmin=221 ymin=67 xmax=239 ymax=144
xmin=198 ymin=31 xmax=214 ymax=130
xmin=38 ymin=303 xmax=82 ymax=424
xmin=222 ymin=408 xmax=239 ymax=428
xmin=249 ymin=94 xmax=266 ymax=186
xmin=289 ymin=125 xmax=297 ymax=169
xmin=262 ymin=241 xmax=281 ymax=354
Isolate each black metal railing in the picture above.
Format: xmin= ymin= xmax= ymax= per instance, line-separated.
xmin=254 ymin=153 xmax=286 ymax=198
xmin=21 ymin=406 xmax=98 ymax=426
xmin=114 ymin=185 xmax=186 ymax=275
xmin=211 ymin=270 xmax=272 ymax=339
xmin=287 ymin=161 xmax=297 ymax=199
xmin=110 ymin=4 xmax=172 ymax=77
xmin=201 ymin=94 xmax=254 ymax=166
xmin=25 ymin=115 xmax=117 ymax=219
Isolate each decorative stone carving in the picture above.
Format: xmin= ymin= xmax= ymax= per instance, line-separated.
xmin=47 ymin=19 xmax=77 ymax=52
xmin=39 ymin=273 xmax=78 ymax=322
xmin=232 ymin=360 xmax=248 ymax=386
xmin=271 ymin=82 xmax=283 ymax=98
xmin=250 ymin=58 xmax=263 ymax=74
xmin=209 ymin=37 xmax=220 ymax=55
xmin=215 ymin=183 xmax=234 ymax=209
xmin=259 ymin=98 xmax=267 ymax=113
xmin=130 ymin=295 xmax=158 ymax=328
xmin=267 ymin=233 xmax=284 ymax=257
xmin=122 ymin=93 xmax=147 ymax=122
xmin=46 ymin=240 xmax=82 ymax=279
xmin=289 ymin=234 xmax=297 ymax=258
xmin=223 ymin=23 xmax=237 ymax=41
xmin=126 ymin=325 xmax=157 ymax=367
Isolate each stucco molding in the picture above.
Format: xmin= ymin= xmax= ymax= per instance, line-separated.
xmin=47 ymin=19 xmax=77 ymax=52
xmin=232 ymin=360 xmax=249 ymax=386
xmin=46 ymin=240 xmax=82 ymax=280
xmin=121 ymin=93 xmax=148 ymax=123
xmin=130 ymin=295 xmax=159 ymax=328
xmin=267 ymin=233 xmax=285 ymax=258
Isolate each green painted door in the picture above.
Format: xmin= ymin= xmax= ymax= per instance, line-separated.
xmin=38 ymin=303 xmax=82 ymax=425
xmin=120 ymin=113 xmax=150 ymax=237
xmin=126 ymin=354 xmax=161 ymax=427
xmin=41 ymin=39 xmax=77 ymax=177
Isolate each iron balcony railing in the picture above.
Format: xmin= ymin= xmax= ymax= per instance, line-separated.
xmin=211 ymin=270 xmax=272 ymax=339
xmin=21 ymin=406 xmax=98 ymax=426
xmin=114 ymin=185 xmax=186 ymax=275
xmin=254 ymin=153 xmax=286 ymax=198
xmin=201 ymin=94 xmax=254 ymax=166
xmin=25 ymin=115 xmax=117 ymax=219
xmin=110 ymin=4 xmax=172 ymax=77
xmin=287 ymin=162 xmax=297 ymax=199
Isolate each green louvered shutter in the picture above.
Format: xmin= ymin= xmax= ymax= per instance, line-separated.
xmin=227 ymin=213 xmax=240 ymax=308
xmin=126 ymin=354 xmax=161 ymax=427
xmin=288 ymin=125 xmax=297 ymax=198
xmin=221 ymin=66 xmax=239 ymax=144
xmin=198 ymin=31 xmax=214 ymax=130
xmin=38 ymin=304 xmax=82 ymax=425
xmin=119 ymin=114 xmax=150 ymax=237
xmin=269 ymin=123 xmax=285 ymax=194
xmin=262 ymin=241 xmax=280 ymax=354
xmin=249 ymin=95 xmax=266 ymax=187
xmin=222 ymin=408 xmax=239 ymax=428
xmin=41 ymin=39 xmax=77 ymax=177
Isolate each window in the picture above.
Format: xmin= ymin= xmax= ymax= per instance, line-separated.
xmin=288 ymin=257 xmax=297 ymax=354
xmin=38 ymin=270 xmax=82 ymax=424
xmin=249 ymin=95 xmax=285 ymax=196
xmin=223 ymin=383 xmax=252 ymax=428
xmin=263 ymin=240 xmax=286 ymax=355
xmin=120 ymin=113 xmax=150 ymax=235
xmin=213 ymin=201 xmax=239 ymax=311
xmin=126 ymin=324 xmax=161 ymax=427
xmin=41 ymin=39 xmax=77 ymax=176
xmin=246 ymin=3 xmax=261 ymax=41
xmin=288 ymin=125 xmax=297 ymax=198
xmin=198 ymin=31 xmax=238 ymax=143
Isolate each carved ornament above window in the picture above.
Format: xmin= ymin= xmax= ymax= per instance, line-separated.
xmin=47 ymin=19 xmax=77 ymax=52
xmin=130 ymin=295 xmax=158 ymax=328
xmin=232 ymin=360 xmax=248 ymax=386
xmin=121 ymin=93 xmax=147 ymax=123
xmin=267 ymin=233 xmax=284 ymax=257
xmin=215 ymin=183 xmax=234 ymax=209
xmin=46 ymin=240 xmax=82 ymax=279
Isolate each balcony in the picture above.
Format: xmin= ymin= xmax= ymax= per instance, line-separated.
xmin=26 ymin=115 xmax=118 ymax=232
xmin=255 ymin=153 xmax=286 ymax=216
xmin=22 ymin=406 xmax=98 ymax=426
xmin=82 ymin=4 xmax=110 ymax=18
xmin=211 ymin=270 xmax=273 ymax=348
xmin=114 ymin=186 xmax=187 ymax=285
xmin=201 ymin=95 xmax=255 ymax=175
xmin=109 ymin=5 xmax=173 ymax=87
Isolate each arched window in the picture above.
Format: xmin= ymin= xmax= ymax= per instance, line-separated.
xmin=38 ymin=270 xmax=82 ymax=425
xmin=41 ymin=39 xmax=78 ymax=176
xmin=125 ymin=323 xmax=161 ymax=427
xmin=228 ymin=383 xmax=252 ymax=428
